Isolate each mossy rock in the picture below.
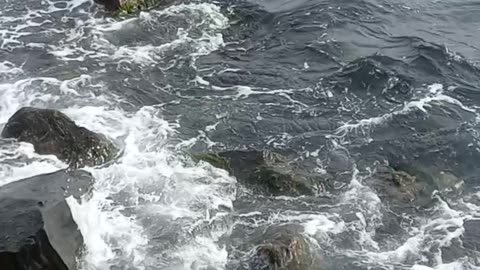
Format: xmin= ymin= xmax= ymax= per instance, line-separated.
xmin=193 ymin=152 xmax=231 ymax=171
xmin=195 ymin=150 xmax=322 ymax=196
xmin=248 ymin=226 xmax=313 ymax=270
xmin=369 ymin=165 xmax=428 ymax=204
xmin=394 ymin=163 xmax=463 ymax=195
xmin=252 ymin=166 xmax=316 ymax=196
xmin=118 ymin=0 xmax=151 ymax=14
xmin=95 ymin=0 xmax=176 ymax=14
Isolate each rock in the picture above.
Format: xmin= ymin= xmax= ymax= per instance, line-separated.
xmin=0 ymin=169 xmax=94 ymax=202
xmin=227 ymin=224 xmax=317 ymax=270
xmin=94 ymin=0 xmax=120 ymax=11
xmin=1 ymin=107 xmax=119 ymax=168
xmin=0 ymin=170 xmax=93 ymax=270
xmin=94 ymin=0 xmax=177 ymax=14
xmin=394 ymin=163 xmax=463 ymax=195
xmin=248 ymin=226 xmax=313 ymax=270
xmin=195 ymin=152 xmax=231 ymax=171
xmin=368 ymin=165 xmax=427 ymax=204
xmin=195 ymin=150 xmax=325 ymax=196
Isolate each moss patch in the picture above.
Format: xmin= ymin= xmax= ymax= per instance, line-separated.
xmin=194 ymin=152 xmax=231 ymax=171
xmin=119 ymin=0 xmax=137 ymax=13
xmin=193 ymin=150 xmax=320 ymax=196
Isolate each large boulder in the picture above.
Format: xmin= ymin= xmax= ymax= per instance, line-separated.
xmin=1 ymin=107 xmax=119 ymax=169
xmin=0 ymin=170 xmax=93 ymax=270
xmin=195 ymin=150 xmax=327 ymax=196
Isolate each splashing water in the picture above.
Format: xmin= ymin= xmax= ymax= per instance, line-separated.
xmin=1 ymin=0 xmax=480 ymax=269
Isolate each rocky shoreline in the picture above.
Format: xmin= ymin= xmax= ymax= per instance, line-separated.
xmin=1 ymin=107 xmax=478 ymax=269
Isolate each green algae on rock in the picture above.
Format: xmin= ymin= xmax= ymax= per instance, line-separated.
xmin=95 ymin=0 xmax=175 ymax=14
xmin=195 ymin=150 xmax=327 ymax=196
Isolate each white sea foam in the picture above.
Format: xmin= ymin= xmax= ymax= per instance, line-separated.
xmin=0 ymin=142 xmax=65 ymax=186
xmin=303 ymin=213 xmax=345 ymax=236
xmin=340 ymin=170 xmax=383 ymax=251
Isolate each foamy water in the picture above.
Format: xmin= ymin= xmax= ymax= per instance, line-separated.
xmin=1 ymin=0 xmax=480 ymax=269
xmin=0 ymin=1 xmax=237 ymax=269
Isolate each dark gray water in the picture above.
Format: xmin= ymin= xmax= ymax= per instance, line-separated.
xmin=1 ymin=0 xmax=480 ymax=269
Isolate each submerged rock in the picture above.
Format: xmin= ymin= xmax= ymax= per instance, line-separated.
xmin=394 ymin=163 xmax=463 ymax=195
xmin=0 ymin=170 xmax=93 ymax=270
xmin=367 ymin=165 xmax=427 ymax=204
xmin=195 ymin=152 xmax=231 ymax=171
xmin=195 ymin=150 xmax=325 ymax=196
xmin=248 ymin=226 xmax=313 ymax=270
xmin=441 ymin=219 xmax=480 ymax=265
xmin=1 ymin=107 xmax=119 ymax=168
xmin=462 ymin=219 xmax=480 ymax=252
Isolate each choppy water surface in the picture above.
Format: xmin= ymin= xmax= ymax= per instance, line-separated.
xmin=1 ymin=0 xmax=480 ymax=269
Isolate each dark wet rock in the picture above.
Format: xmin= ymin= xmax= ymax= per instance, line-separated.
xmin=0 ymin=169 xmax=94 ymax=202
xmin=0 ymin=170 xmax=93 ymax=270
xmin=195 ymin=150 xmax=326 ymax=196
xmin=94 ymin=0 xmax=120 ymax=11
xmin=367 ymin=165 xmax=428 ymax=204
xmin=0 ymin=198 xmax=69 ymax=270
xmin=1 ymin=107 xmax=118 ymax=168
